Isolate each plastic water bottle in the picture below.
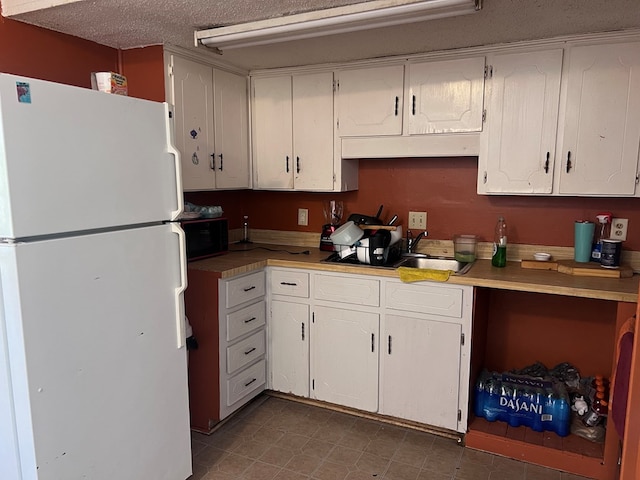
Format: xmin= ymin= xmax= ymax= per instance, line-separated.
xmin=492 ymin=216 xmax=507 ymax=268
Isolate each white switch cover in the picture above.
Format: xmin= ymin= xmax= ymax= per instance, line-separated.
xmin=298 ymin=208 xmax=309 ymax=226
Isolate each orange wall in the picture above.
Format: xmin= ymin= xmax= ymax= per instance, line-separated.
xmin=186 ymin=157 xmax=640 ymax=250
xmin=120 ymin=46 xmax=165 ymax=102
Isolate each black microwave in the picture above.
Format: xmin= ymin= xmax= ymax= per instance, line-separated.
xmin=180 ymin=217 xmax=228 ymax=261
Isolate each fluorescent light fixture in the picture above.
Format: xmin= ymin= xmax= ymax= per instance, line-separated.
xmin=195 ymin=0 xmax=481 ymax=50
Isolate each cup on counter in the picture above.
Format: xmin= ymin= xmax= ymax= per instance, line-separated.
xmin=600 ymin=239 xmax=622 ymax=268
xmin=574 ymin=221 xmax=595 ymax=263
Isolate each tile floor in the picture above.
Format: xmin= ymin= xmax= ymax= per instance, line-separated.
xmin=189 ymin=395 xmax=592 ymax=480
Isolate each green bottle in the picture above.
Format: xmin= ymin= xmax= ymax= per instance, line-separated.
xmin=492 ymin=216 xmax=507 ymax=268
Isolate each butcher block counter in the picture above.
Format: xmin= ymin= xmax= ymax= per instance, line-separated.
xmin=188 ymin=243 xmax=639 ymax=303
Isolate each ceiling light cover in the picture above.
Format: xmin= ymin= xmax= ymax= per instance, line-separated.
xmin=195 ymin=0 xmax=481 ymax=50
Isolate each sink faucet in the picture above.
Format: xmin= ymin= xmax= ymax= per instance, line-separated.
xmin=406 ymin=229 xmax=428 ymax=254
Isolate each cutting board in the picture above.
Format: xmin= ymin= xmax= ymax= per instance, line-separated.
xmin=521 ymin=258 xmax=559 ymax=271
xmin=556 ymin=260 xmax=633 ymax=278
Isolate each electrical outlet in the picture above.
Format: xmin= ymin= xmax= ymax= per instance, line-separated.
xmin=408 ymin=211 xmax=427 ymax=230
xmin=611 ymin=218 xmax=628 ymax=241
xmin=297 ymin=208 xmax=309 ymax=226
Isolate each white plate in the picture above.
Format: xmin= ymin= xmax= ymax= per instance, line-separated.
xmin=534 ymin=252 xmax=551 ymax=261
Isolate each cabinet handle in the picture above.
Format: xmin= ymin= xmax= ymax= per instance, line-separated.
xmin=544 ymin=152 xmax=550 ymax=173
xmin=566 ymin=151 xmax=572 ymax=173
xmin=218 ymin=153 xmax=223 ymax=171
xmin=280 ymin=281 xmax=298 ymax=286
xmin=244 ymin=347 xmax=256 ymax=355
xmin=371 ymin=333 xmax=375 ymax=353
xmin=285 ymin=156 xmax=290 ymax=173
xmin=412 ymin=95 xmax=416 ymax=115
xmin=296 ymin=156 xmax=300 ymax=174
xmin=243 ymin=317 xmax=257 ymax=324
xmin=243 ymin=286 xmax=256 ymax=292
xmin=209 ymin=153 xmax=214 ymax=170
xmin=388 ymin=335 xmax=392 ymax=355
xmin=301 ymin=322 xmax=305 ymax=341
xmin=244 ymin=378 xmax=257 ymax=387
xmin=394 ymin=96 xmax=399 ymax=116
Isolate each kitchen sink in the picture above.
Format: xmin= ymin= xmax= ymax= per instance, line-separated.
xmin=393 ymin=256 xmax=475 ymax=275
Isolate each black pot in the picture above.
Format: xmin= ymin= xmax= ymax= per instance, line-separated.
xmin=369 ymin=230 xmax=392 ymax=266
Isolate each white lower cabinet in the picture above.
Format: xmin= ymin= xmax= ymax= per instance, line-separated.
xmin=381 ymin=315 xmax=462 ymax=430
xmin=270 ymin=300 xmax=309 ymax=397
xmin=266 ymin=267 xmax=472 ymax=433
xmin=312 ymin=305 xmax=379 ymax=412
xmin=219 ymin=270 xmax=267 ymax=420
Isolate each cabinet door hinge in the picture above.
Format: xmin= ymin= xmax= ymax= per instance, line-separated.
xmin=167 ymin=62 xmax=174 ymax=77
xmin=458 ymin=409 xmax=462 ymax=421
xmin=636 ymin=173 xmax=639 ymax=185
xmin=483 ymin=171 xmax=488 ymax=184
xmin=484 ymin=65 xmax=493 ymax=79
xmin=333 ymin=79 xmax=339 ymax=92
xmin=461 ymin=333 xmax=465 ymax=346
xmin=482 ymin=109 xmax=487 ymax=123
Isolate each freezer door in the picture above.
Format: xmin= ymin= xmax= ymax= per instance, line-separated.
xmin=0 ymin=224 xmax=191 ymax=480
xmin=0 ymin=73 xmax=182 ymax=239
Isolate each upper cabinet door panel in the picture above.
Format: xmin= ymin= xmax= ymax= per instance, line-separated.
xmin=337 ymin=65 xmax=404 ymax=137
xmin=252 ymin=76 xmax=294 ymax=189
xmin=170 ymin=55 xmax=215 ymax=191
xmin=408 ymin=56 xmax=485 ymax=134
xmin=213 ymin=69 xmax=250 ymax=189
xmin=292 ymin=72 xmax=335 ymax=191
xmin=558 ymin=42 xmax=640 ymax=195
xmin=480 ymin=49 xmax=563 ymax=194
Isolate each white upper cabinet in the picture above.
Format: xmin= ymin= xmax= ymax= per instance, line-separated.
xmin=556 ymin=41 xmax=640 ymax=196
xmin=408 ymin=56 xmax=486 ymax=134
xmin=337 ymin=65 xmax=404 ymax=137
xmin=478 ymin=49 xmax=563 ymax=194
xmin=479 ymin=39 xmax=640 ymax=196
xmin=252 ymin=72 xmax=335 ymax=191
xmin=168 ymin=54 xmax=250 ymax=191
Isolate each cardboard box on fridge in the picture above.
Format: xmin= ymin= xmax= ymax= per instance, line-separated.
xmin=91 ymin=72 xmax=128 ymax=95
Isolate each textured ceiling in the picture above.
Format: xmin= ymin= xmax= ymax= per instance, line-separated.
xmin=4 ymin=0 xmax=640 ymax=71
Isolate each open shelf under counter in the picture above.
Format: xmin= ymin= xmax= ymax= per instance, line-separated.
xmin=466 ymin=416 xmax=613 ymax=479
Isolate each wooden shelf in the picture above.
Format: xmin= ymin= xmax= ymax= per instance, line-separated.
xmin=466 ymin=417 xmax=616 ymax=480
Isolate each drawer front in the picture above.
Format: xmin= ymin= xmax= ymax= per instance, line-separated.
xmin=270 ymin=269 xmax=309 ymax=298
xmin=314 ymin=274 xmax=380 ymax=307
xmin=226 ymin=270 xmax=266 ymax=309
xmin=227 ymin=359 xmax=266 ymax=406
xmin=227 ymin=300 xmax=266 ymax=342
xmin=386 ymin=282 xmax=463 ymax=318
xmin=227 ymin=329 xmax=266 ymax=374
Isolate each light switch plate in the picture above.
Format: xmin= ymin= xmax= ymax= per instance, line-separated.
xmin=298 ymin=208 xmax=309 ymax=226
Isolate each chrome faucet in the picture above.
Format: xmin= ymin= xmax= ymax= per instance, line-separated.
xmin=406 ymin=230 xmax=428 ymax=255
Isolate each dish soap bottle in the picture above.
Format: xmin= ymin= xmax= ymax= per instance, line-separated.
xmin=492 ymin=216 xmax=507 ymax=268
xmin=590 ymin=213 xmax=612 ymax=262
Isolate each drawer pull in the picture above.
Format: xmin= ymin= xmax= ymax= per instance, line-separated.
xmin=566 ymin=151 xmax=572 ymax=173
xmin=412 ymin=95 xmax=416 ymax=115
xmin=301 ymin=322 xmax=305 ymax=341
xmin=243 ymin=317 xmax=257 ymax=324
xmin=544 ymin=152 xmax=550 ymax=173
xmin=394 ymin=96 xmax=399 ymax=116
xmin=244 ymin=378 xmax=257 ymax=387
xmin=280 ymin=281 xmax=298 ymax=286
xmin=371 ymin=333 xmax=375 ymax=353
xmin=244 ymin=347 xmax=256 ymax=355
xmin=388 ymin=335 xmax=392 ymax=355
xmin=243 ymin=286 xmax=256 ymax=292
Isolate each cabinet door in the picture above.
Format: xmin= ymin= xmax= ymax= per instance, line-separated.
xmin=253 ymin=76 xmax=293 ymax=189
xmin=479 ymin=49 xmax=563 ymax=194
xmin=213 ymin=69 xmax=250 ymax=189
xmin=408 ymin=56 xmax=485 ymax=134
xmin=312 ymin=306 xmax=379 ymax=412
xmin=270 ymin=300 xmax=309 ymax=397
xmin=558 ymin=42 xmax=640 ymax=195
xmin=381 ymin=315 xmax=461 ymax=431
xmin=292 ymin=72 xmax=335 ymax=191
xmin=337 ymin=65 xmax=404 ymax=136
xmin=170 ymin=55 xmax=215 ymax=191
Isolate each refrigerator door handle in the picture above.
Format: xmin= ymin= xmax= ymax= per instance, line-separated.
xmin=171 ymin=222 xmax=188 ymax=348
xmin=165 ymin=103 xmax=184 ymax=220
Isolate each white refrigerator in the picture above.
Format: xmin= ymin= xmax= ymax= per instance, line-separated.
xmin=0 ymin=74 xmax=192 ymax=480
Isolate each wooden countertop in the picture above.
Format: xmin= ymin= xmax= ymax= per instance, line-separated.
xmin=189 ymin=243 xmax=640 ymax=303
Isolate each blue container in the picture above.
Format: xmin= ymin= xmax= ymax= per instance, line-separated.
xmin=474 ymin=370 xmax=571 ymax=437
